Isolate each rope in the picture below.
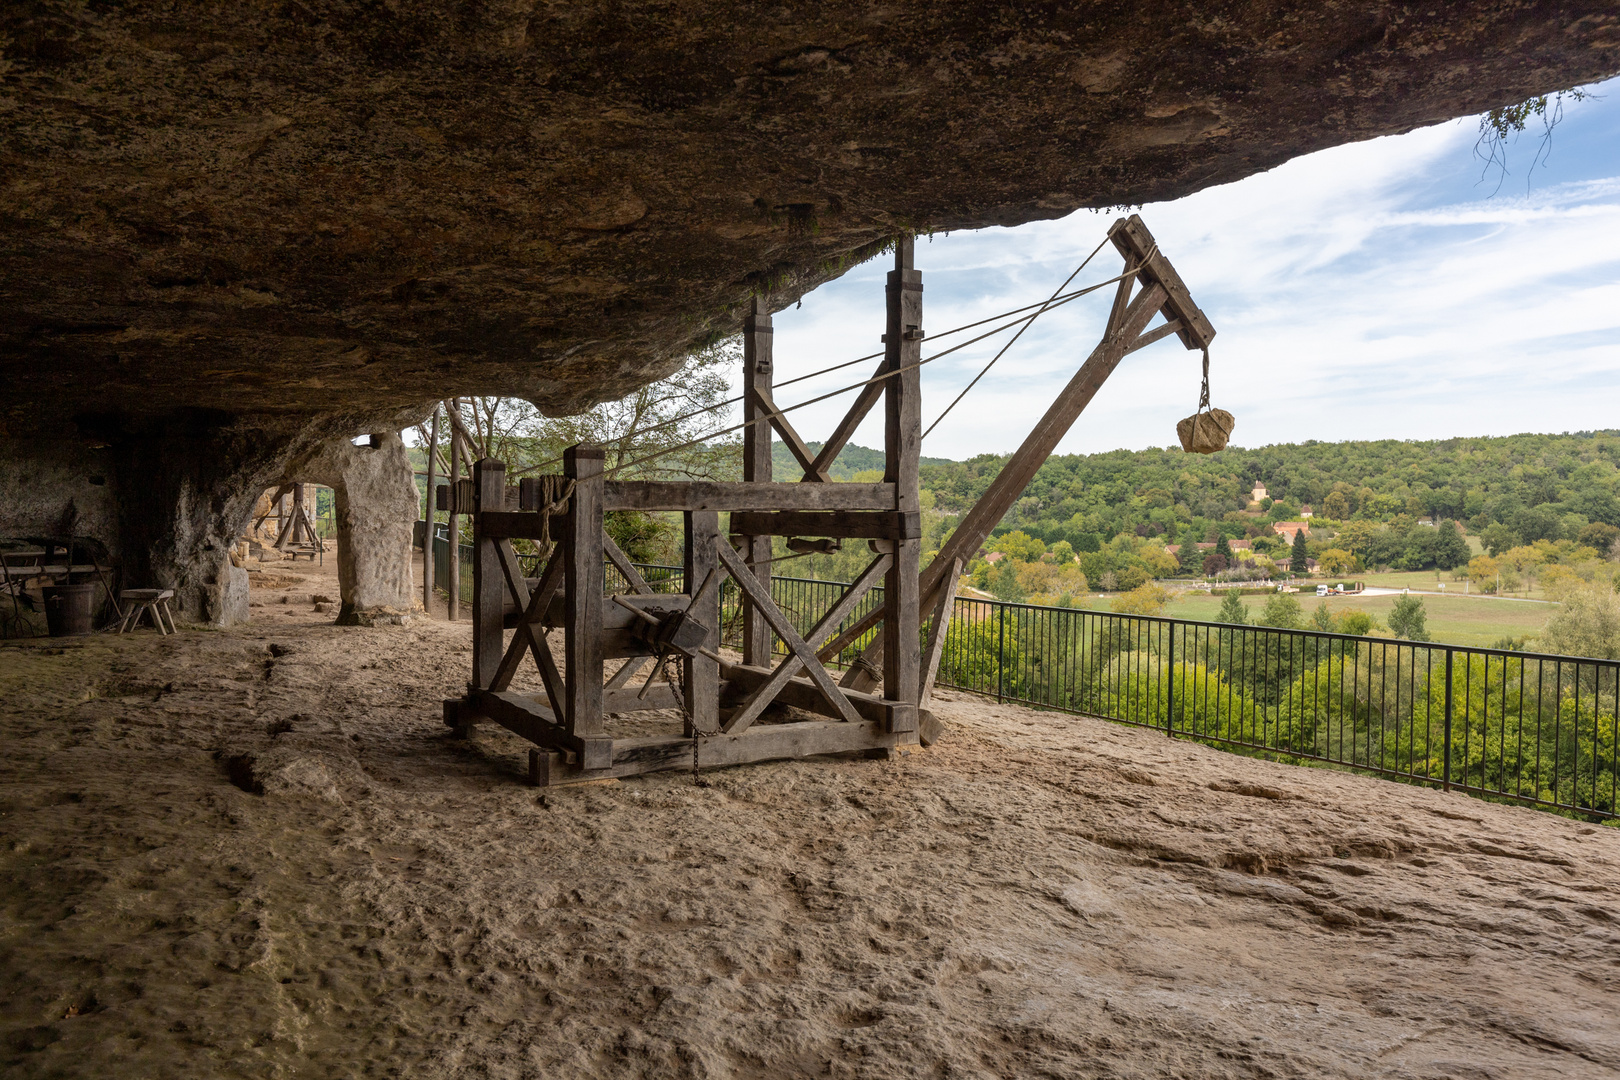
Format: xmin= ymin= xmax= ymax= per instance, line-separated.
xmin=605 ymin=250 xmax=1159 ymax=478
xmin=504 ymin=250 xmax=1143 ymax=478
xmin=922 ymin=234 xmax=1114 ymax=441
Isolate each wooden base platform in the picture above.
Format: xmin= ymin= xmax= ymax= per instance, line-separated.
xmin=446 ymin=674 xmax=912 ymax=786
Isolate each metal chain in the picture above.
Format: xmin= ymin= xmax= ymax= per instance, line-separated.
xmin=1198 ymin=346 xmax=1211 ymax=412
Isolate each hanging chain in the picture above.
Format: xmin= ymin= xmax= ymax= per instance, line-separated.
xmin=1198 ymin=346 xmax=1211 ymax=413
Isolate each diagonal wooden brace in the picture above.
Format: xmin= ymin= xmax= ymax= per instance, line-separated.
xmin=723 ymin=553 xmax=891 ymax=734
xmin=805 ymin=358 xmax=887 ymax=481
xmin=715 ymin=540 xmax=863 ymax=724
xmin=919 ymin=558 xmax=962 ymax=706
xmin=750 ymin=386 xmax=829 ymax=482
xmin=490 ymin=548 xmax=567 ymax=726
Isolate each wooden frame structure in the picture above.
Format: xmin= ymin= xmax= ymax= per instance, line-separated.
xmin=442 ymin=215 xmax=1213 ymax=786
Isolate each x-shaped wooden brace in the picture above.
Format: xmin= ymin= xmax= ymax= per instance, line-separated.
xmin=748 ymin=384 xmax=830 ymax=482
xmin=490 ymin=541 xmax=566 ymax=722
xmin=714 ymin=539 xmax=872 ymax=731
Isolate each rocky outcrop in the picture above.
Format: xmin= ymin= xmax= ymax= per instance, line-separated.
xmin=290 ymin=432 xmax=423 ymax=626
xmin=1 ymin=2 xmax=1615 ymax=623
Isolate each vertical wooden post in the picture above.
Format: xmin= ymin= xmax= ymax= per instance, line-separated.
xmin=423 ymin=406 xmax=439 ymax=614
xmin=448 ymin=406 xmax=462 ymax=621
xmin=471 ymin=458 xmax=506 ymax=691
xmin=564 ymin=444 xmax=605 ymax=738
xmin=290 ymin=484 xmax=306 ymax=545
xmin=684 ymin=510 xmax=721 ymax=735
xmin=883 ymin=236 xmax=922 ymax=731
xmin=741 ymin=295 xmax=774 ymax=666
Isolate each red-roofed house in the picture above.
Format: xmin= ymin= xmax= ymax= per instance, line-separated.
xmin=1273 ymin=521 xmax=1310 ymax=544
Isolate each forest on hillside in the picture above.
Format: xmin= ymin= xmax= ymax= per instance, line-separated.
xmin=769 ymin=432 xmax=1620 ymax=608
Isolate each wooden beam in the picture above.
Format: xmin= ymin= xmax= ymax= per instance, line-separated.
xmin=715 ymin=540 xmax=862 ymax=724
xmin=602 ymin=533 xmax=654 ymax=594
xmin=919 ymin=559 xmax=962 ymax=706
xmin=563 ymin=445 xmax=605 ymax=738
xmin=471 ymin=690 xmax=611 ymax=769
xmin=1110 ymin=214 xmax=1216 ymax=349
xmin=604 ymin=481 xmax=893 ymax=512
xmin=489 ymin=548 xmax=565 ymax=718
xmin=806 ymin=360 xmax=886 ymax=482
xmin=471 ymin=459 xmax=506 ymax=691
xmin=719 ymin=661 xmax=912 ymax=729
xmin=684 ymin=510 xmax=721 ymax=735
xmin=1123 ymin=318 xmax=1184 ymax=356
xmin=528 ymin=718 xmax=895 ymax=785
xmin=883 ymin=236 xmax=922 ymax=718
xmin=728 ymin=510 xmax=919 ymax=540
xmin=740 ymin=299 xmax=776 ymax=667
xmin=750 ymin=385 xmax=827 ymax=482
xmin=723 ymin=553 xmax=891 ymax=734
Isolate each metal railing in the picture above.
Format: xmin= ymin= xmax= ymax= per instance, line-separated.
xmin=614 ymin=563 xmax=1616 ymax=821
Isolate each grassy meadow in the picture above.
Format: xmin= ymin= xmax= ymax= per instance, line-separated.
xmin=1067 ymin=588 xmax=1554 ymax=650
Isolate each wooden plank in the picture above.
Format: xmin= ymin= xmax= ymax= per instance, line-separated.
xmin=723 ymin=553 xmax=890 ymax=734
xmin=563 ymin=445 xmax=605 ymax=737
xmin=604 ymin=481 xmax=893 ymax=512
xmin=479 ymin=512 xmax=552 ymax=541
xmin=919 ymin=559 xmax=962 ymax=706
xmin=531 ymin=720 xmax=895 ymax=785
xmin=728 ymin=510 xmax=918 ymax=540
xmin=741 ymin=299 xmax=776 ymax=667
xmin=807 ymin=361 xmax=886 ymax=482
xmin=471 ymin=459 xmax=507 ymax=691
xmin=715 ymin=540 xmax=863 ymax=724
xmin=884 ymin=237 xmax=923 ymax=716
xmin=1110 ymin=214 xmax=1216 ymax=349
xmin=683 ymin=511 xmax=721 ymax=734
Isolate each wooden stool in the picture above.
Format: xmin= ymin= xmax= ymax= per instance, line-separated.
xmin=119 ymin=589 xmax=177 ymax=635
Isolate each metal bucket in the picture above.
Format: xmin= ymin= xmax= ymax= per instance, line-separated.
xmin=44 ymin=583 xmax=98 ymax=637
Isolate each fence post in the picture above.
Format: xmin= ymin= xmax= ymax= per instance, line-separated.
xmin=1165 ymin=622 xmax=1175 ymax=736
xmin=1442 ymin=647 xmax=1454 ymax=793
xmin=996 ymin=603 xmax=1007 ymax=703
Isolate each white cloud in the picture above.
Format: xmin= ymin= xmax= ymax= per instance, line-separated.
xmin=758 ymin=85 xmax=1620 ymax=460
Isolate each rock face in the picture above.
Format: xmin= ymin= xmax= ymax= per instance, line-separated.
xmin=291 ymin=431 xmax=423 ymax=626
xmin=1 ymin=2 xmax=1616 ymax=621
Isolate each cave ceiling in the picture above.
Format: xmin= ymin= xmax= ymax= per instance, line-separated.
xmin=2 ymin=1 xmax=1617 ymax=435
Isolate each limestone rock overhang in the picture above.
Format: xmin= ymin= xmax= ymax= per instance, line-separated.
xmin=1 ymin=1 xmax=1617 ymax=434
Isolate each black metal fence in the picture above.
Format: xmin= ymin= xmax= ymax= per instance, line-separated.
xmin=614 ymin=563 xmax=1616 ymax=821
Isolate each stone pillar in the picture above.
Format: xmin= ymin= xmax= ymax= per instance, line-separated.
xmin=292 ymin=431 xmax=422 ymax=626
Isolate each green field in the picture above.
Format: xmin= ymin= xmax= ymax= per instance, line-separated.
xmin=1072 ymin=589 xmax=1555 ymax=649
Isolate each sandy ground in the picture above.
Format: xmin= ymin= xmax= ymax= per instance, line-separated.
xmin=3 ymin=555 xmax=1620 ymax=1079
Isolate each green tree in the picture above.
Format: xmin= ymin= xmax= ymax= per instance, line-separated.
xmin=991 ymin=530 xmax=1046 ymax=562
xmin=1214 ymin=533 xmax=1232 ymax=563
xmin=1258 ymin=592 xmax=1304 ymax=629
xmin=1540 ymin=585 xmax=1620 ymax=660
xmin=1290 ymin=529 xmax=1309 ymax=574
xmin=989 ymin=560 xmax=1026 ymax=602
xmin=1216 ymin=591 xmax=1247 ymax=626
xmin=1311 ymin=601 xmax=1335 ymax=632
xmin=1481 ymin=521 xmax=1518 ymax=557
xmin=1387 ymin=594 xmax=1430 ymax=641
xmin=1432 ymin=520 xmax=1470 ymax=570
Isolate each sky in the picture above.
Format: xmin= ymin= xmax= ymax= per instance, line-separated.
xmin=755 ymin=78 xmax=1620 ymax=462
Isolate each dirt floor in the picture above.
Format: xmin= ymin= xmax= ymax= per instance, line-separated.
xmin=3 ymin=555 xmax=1620 ymax=1079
